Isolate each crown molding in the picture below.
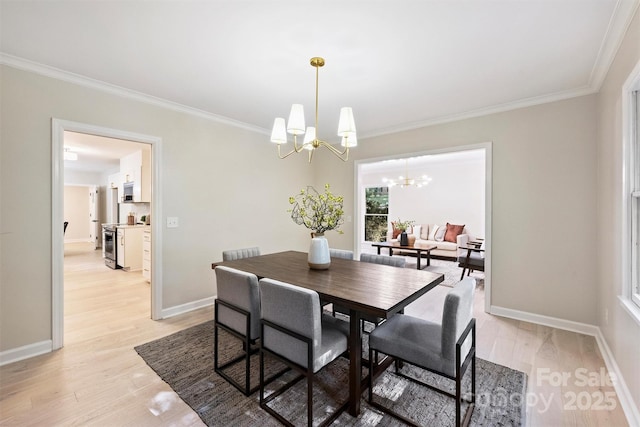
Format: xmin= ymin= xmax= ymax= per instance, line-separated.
xmin=362 ymin=85 xmax=596 ymax=139
xmin=589 ymin=0 xmax=640 ymax=91
xmin=0 ymin=52 xmax=269 ymax=135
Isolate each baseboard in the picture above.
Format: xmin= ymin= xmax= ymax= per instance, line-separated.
xmin=594 ymin=328 xmax=640 ymax=427
xmin=490 ymin=305 xmax=640 ymax=426
xmin=490 ymin=305 xmax=599 ymax=336
xmin=161 ymin=296 xmax=214 ymax=319
xmin=0 ymin=340 xmax=52 ymax=366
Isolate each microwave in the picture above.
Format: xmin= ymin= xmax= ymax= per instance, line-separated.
xmin=122 ymin=182 xmax=134 ymax=202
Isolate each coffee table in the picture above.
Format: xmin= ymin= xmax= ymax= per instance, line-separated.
xmin=371 ymin=241 xmax=438 ymax=270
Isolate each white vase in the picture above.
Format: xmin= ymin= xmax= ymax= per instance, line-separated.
xmin=308 ymin=232 xmax=330 ymax=270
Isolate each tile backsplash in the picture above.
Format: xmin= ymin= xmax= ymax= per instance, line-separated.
xmin=119 ymin=203 xmax=150 ymax=224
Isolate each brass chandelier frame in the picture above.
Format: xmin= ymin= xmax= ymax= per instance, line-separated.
xmin=271 ymin=57 xmax=356 ymax=163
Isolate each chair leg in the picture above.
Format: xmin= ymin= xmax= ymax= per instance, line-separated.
xmin=245 ymin=334 xmax=251 ymax=395
xmin=368 ymin=347 xmax=375 ymax=403
xmin=307 ymin=371 xmax=313 ymax=427
xmin=460 ymin=267 xmax=466 ymax=280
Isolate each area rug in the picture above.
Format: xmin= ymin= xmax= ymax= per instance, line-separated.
xmin=135 ymin=321 xmax=526 ymax=426
xmin=404 ymin=257 xmax=484 ymax=288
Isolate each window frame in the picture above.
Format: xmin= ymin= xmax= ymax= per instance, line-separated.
xmin=363 ymin=186 xmax=389 ymax=243
xmin=621 ymin=58 xmax=640 ymax=323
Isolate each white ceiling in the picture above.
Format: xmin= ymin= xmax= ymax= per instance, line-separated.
xmin=1 ymin=0 xmax=638 ymax=143
xmin=63 ymin=131 xmax=148 ymax=173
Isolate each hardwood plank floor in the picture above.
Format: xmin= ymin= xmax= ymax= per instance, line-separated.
xmin=0 ymin=243 xmax=629 ymax=426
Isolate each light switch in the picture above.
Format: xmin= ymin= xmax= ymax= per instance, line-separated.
xmin=167 ymin=217 xmax=179 ymax=228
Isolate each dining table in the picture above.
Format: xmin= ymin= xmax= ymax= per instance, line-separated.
xmin=211 ymin=250 xmax=444 ymax=417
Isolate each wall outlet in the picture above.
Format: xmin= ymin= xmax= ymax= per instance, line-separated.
xmin=167 ymin=217 xmax=179 ymax=228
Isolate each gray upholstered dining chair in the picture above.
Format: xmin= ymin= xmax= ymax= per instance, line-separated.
xmin=259 ymin=278 xmax=349 ymax=427
xmin=368 ymin=277 xmax=477 ymax=427
xmin=360 ymin=252 xmax=406 ymax=267
xmin=222 ymin=246 xmax=261 ymax=261
xmin=214 ymin=266 xmax=261 ymax=395
xmin=329 ymin=248 xmax=354 ymax=260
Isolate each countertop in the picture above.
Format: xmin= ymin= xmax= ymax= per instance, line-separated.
xmin=102 ymin=223 xmax=150 ymax=228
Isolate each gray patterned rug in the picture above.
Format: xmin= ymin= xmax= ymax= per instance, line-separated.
xmin=403 ymin=257 xmax=484 ymax=288
xmin=135 ymin=321 xmax=526 ymax=426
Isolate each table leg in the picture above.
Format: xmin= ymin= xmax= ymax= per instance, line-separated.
xmin=348 ymin=309 xmax=362 ymax=416
xmin=426 ymin=250 xmax=431 ymax=267
xmin=377 ymin=246 xmax=381 ymax=255
xmin=416 ymin=251 xmax=422 ymax=270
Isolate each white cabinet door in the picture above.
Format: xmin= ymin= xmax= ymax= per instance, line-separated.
xmin=116 ymin=228 xmax=125 ymax=267
xmin=119 ymin=150 xmax=150 ymax=202
xmin=142 ymin=230 xmax=151 ymax=282
xmin=116 ymin=227 xmax=143 ymax=271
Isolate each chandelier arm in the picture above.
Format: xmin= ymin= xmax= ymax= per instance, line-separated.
xmin=277 ymin=136 xmax=308 ymax=158
xmin=318 ymin=141 xmax=350 ymax=162
xmin=276 ymin=144 xmax=300 ymax=159
xmin=291 ymin=134 xmax=307 ymax=153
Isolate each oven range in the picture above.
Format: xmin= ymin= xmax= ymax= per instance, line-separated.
xmin=102 ymin=225 xmax=120 ymax=269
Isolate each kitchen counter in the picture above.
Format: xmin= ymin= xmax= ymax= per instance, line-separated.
xmin=102 ymin=223 xmax=149 ymax=228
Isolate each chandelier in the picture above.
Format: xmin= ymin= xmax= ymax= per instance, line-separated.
xmin=382 ymin=159 xmax=432 ymax=188
xmin=270 ymin=57 xmax=357 ymax=163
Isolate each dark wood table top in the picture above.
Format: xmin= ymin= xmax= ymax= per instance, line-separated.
xmin=212 ymin=250 xmax=444 ymax=319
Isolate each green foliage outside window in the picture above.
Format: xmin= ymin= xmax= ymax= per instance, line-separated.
xmin=365 ymin=187 xmax=388 ymax=242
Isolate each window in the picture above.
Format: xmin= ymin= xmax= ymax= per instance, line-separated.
xmin=623 ymin=59 xmax=640 ymax=320
xmin=364 ymin=187 xmax=388 ymax=242
xmin=631 ymin=89 xmax=640 ymax=307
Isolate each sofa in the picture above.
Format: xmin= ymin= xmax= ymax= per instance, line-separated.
xmin=386 ymin=222 xmax=470 ymax=259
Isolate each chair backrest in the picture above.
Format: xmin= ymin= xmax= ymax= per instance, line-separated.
xmin=329 ymin=248 xmax=354 ymax=260
xmin=215 ymin=266 xmax=261 ymax=339
xmin=441 ymin=277 xmax=475 ymax=361
xmin=259 ymin=278 xmax=321 ymax=369
xmin=222 ymin=246 xmax=260 ymax=261
xmin=360 ymin=252 xmax=406 ymax=268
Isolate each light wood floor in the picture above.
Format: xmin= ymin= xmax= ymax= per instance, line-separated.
xmin=0 ymin=243 xmax=629 ymax=426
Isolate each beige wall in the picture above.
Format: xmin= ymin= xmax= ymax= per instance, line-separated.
xmin=596 ymin=6 xmax=640 ymax=412
xmin=0 ymin=65 xmax=314 ymax=351
xmin=317 ymin=95 xmax=599 ymax=325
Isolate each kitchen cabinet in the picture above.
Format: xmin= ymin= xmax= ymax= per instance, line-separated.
xmin=107 ymin=172 xmax=121 ymax=201
xmin=142 ymin=229 xmax=151 ymax=282
xmin=116 ymin=226 xmax=143 ymax=271
xmin=120 ymin=148 xmax=151 ymax=203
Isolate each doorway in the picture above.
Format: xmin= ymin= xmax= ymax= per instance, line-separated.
xmin=52 ymin=119 xmax=163 ymax=350
xmin=354 ymin=143 xmax=492 ymax=312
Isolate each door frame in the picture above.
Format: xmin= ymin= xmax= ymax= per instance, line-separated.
xmin=52 ymin=119 xmax=163 ymax=350
xmin=353 ymin=142 xmax=492 ymax=313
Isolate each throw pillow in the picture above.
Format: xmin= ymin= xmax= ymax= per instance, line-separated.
xmin=428 ymin=224 xmax=440 ymax=241
xmin=444 ymin=223 xmax=465 ymax=243
xmin=412 ymin=224 xmax=422 ymax=238
xmin=391 ymin=222 xmax=402 ymax=239
xmin=421 ymin=225 xmax=430 ymax=240
xmin=434 ymin=226 xmax=446 ymax=242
